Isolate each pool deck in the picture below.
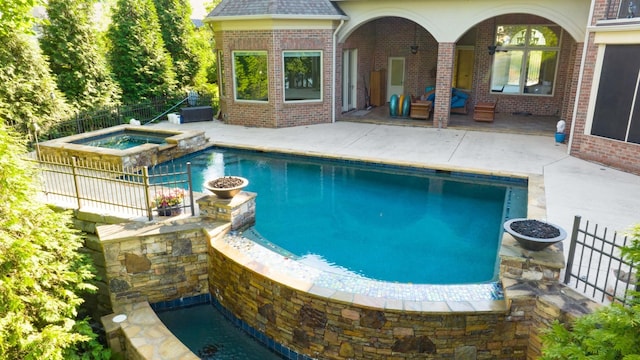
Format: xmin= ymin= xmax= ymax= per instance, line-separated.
xmin=151 ymin=119 xmax=640 ymax=242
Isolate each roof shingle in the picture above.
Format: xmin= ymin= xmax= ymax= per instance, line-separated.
xmin=208 ymin=0 xmax=346 ymax=18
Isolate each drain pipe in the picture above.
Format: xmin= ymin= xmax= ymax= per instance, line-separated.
xmin=332 ymin=20 xmax=345 ymax=123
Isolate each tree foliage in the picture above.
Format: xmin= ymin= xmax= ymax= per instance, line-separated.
xmin=0 ymin=31 xmax=71 ymax=136
xmin=153 ymin=0 xmax=200 ymax=89
xmin=0 ymin=0 xmax=40 ymax=37
xmin=107 ymin=0 xmax=176 ymax=102
xmin=0 ymin=124 xmax=110 ymax=359
xmin=541 ymin=224 xmax=640 ymax=359
xmin=41 ymin=0 xmax=121 ymax=110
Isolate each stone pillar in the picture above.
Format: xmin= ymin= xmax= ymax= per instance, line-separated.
xmin=197 ymin=192 xmax=257 ymax=231
xmin=434 ymin=42 xmax=456 ymax=128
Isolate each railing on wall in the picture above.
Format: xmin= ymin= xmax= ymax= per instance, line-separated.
xmin=603 ymin=0 xmax=638 ymax=20
xmin=564 ymin=215 xmax=637 ymax=306
xmin=29 ymin=153 xmax=195 ymax=221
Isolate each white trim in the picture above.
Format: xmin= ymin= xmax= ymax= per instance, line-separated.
xmin=282 ymin=50 xmax=324 ymax=104
xmin=232 ymin=50 xmax=269 ymax=103
xmin=625 ymin=69 xmax=640 ymax=142
xmin=584 ymin=44 xmax=606 ymax=136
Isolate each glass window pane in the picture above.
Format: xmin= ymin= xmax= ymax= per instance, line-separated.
xmin=524 ymin=51 xmax=557 ymax=94
xmin=390 ymin=58 xmax=404 ymax=86
xmin=284 ymin=51 xmax=322 ymax=102
xmin=497 ymin=25 xmax=528 ymax=46
xmin=491 ymin=51 xmax=524 ymax=93
xmin=233 ymin=51 xmax=268 ymax=101
xmin=529 ymin=25 xmax=560 ymax=47
xmin=217 ymin=50 xmax=225 ymax=97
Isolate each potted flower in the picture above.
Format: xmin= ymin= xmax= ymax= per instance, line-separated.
xmin=204 ymin=176 xmax=248 ymax=199
xmin=154 ymin=188 xmax=185 ymax=216
xmin=503 ymin=218 xmax=567 ymax=251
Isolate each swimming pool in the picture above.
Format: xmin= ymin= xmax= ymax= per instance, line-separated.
xmin=71 ymin=129 xmax=169 ymax=149
xmin=156 ymin=303 xmax=283 ymax=359
xmin=163 ymin=148 xmax=527 ymax=285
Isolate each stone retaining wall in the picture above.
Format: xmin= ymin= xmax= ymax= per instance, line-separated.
xmin=96 ymin=217 xmax=228 ymax=308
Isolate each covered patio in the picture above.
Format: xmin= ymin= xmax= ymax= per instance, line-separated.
xmin=341 ymin=105 xmax=560 ymax=136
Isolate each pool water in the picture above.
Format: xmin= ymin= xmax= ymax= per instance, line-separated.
xmin=161 ymin=148 xmax=526 ymax=284
xmin=72 ymin=130 xmax=168 ymax=149
xmin=156 ymin=304 xmax=283 ymax=360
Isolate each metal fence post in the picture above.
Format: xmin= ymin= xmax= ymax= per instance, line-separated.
xmin=187 ymin=162 xmax=195 ymax=216
xmin=142 ymin=166 xmax=153 ymax=221
xmin=564 ymin=215 xmax=582 ymax=284
xmin=71 ymin=157 xmax=82 ymax=209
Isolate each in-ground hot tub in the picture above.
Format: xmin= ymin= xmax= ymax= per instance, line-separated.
xmin=37 ymin=125 xmax=211 ymax=168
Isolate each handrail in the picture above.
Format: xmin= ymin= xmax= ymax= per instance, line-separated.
xmin=143 ymin=97 xmax=188 ymax=125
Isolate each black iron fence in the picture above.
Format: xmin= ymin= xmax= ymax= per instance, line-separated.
xmin=36 ymin=94 xmax=217 ymax=142
xmin=29 ymin=153 xmax=196 ymax=221
xmin=564 ymin=215 xmax=637 ymax=306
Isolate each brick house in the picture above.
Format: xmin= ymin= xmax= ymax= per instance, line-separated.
xmin=205 ymin=0 xmax=640 ymax=175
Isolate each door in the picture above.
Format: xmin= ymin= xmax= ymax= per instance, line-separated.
xmin=387 ymin=57 xmax=405 ymax=101
xmin=454 ymin=47 xmax=474 ymax=90
xmin=342 ymin=49 xmax=358 ymax=112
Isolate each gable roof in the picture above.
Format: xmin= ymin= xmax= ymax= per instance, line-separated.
xmin=207 ymin=0 xmax=347 ymax=19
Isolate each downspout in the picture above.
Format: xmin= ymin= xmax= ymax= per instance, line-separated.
xmin=332 ymin=20 xmax=345 ymax=123
xmin=567 ymin=0 xmax=596 ymax=153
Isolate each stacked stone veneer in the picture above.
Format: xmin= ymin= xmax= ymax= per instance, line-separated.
xmin=87 ymin=184 xmax=601 ymax=360
xmin=97 ymin=217 xmax=223 ymax=308
xmin=37 ymin=125 xmax=210 ymax=169
xmin=207 ymin=235 xmax=598 ymax=360
xmin=196 ymin=192 xmax=257 ymax=231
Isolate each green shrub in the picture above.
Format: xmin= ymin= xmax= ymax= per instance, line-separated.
xmin=541 ymin=225 xmax=640 ymax=359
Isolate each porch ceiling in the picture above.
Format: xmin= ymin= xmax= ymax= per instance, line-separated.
xmin=336 ymin=0 xmax=590 ymax=43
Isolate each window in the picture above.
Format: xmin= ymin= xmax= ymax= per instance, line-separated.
xmin=217 ymin=50 xmax=225 ymax=97
xmin=591 ymin=45 xmax=640 ymax=144
xmin=233 ymin=51 xmax=268 ymax=102
xmin=283 ymin=51 xmax=322 ymax=102
xmin=490 ymin=25 xmax=561 ymax=95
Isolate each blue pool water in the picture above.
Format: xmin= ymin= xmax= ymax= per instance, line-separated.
xmin=156 ymin=303 xmax=283 ymax=360
xmin=73 ymin=130 xmax=168 ymax=149
xmin=160 ymin=148 xmax=526 ymax=284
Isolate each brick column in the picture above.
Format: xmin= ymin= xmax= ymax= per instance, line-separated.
xmin=434 ymin=42 xmax=455 ymax=128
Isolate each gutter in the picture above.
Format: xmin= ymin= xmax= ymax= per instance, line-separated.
xmin=332 ymin=20 xmax=346 ymax=123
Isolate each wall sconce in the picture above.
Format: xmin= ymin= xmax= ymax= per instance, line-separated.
xmin=410 ymin=23 xmax=419 ymax=55
xmin=487 ymin=45 xmax=507 ymax=56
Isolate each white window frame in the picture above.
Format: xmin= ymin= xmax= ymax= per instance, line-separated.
xmin=282 ymin=50 xmax=323 ymax=103
xmin=490 ymin=25 xmax=561 ymax=96
xmin=232 ymin=50 xmax=269 ymax=103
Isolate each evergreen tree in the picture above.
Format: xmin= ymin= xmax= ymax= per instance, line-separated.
xmin=0 ymin=0 xmax=71 ymax=137
xmin=153 ymin=0 xmax=200 ymax=89
xmin=41 ymin=0 xmax=121 ymax=110
xmin=107 ymin=0 xmax=176 ymax=102
xmin=0 ymin=124 xmax=110 ymax=359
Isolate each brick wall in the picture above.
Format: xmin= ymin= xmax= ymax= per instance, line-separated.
xmin=567 ymin=0 xmax=640 ymax=175
xmin=216 ymin=29 xmax=334 ymax=128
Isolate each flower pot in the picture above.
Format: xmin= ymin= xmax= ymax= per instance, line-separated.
xmin=204 ymin=176 xmax=249 ymax=199
xmin=503 ymin=218 xmax=567 ymax=251
xmin=157 ymin=205 xmax=182 ymax=216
